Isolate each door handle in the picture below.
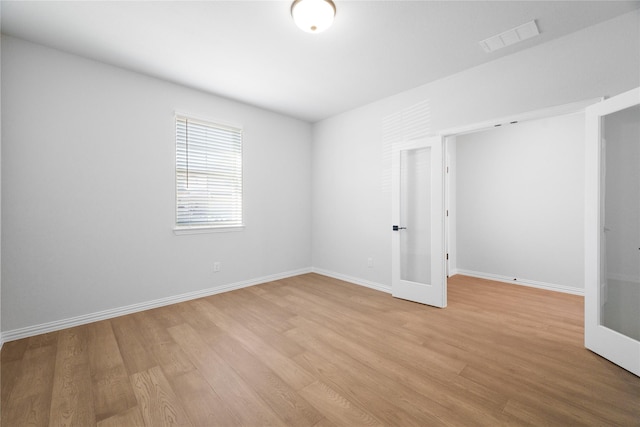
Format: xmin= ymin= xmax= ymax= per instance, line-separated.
xmin=392 ymin=225 xmax=407 ymax=231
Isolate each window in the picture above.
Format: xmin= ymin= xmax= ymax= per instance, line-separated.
xmin=175 ymin=115 xmax=243 ymax=231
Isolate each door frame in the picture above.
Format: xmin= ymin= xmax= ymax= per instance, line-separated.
xmin=391 ymin=98 xmax=601 ymax=308
xmin=439 ymin=98 xmax=601 ymax=282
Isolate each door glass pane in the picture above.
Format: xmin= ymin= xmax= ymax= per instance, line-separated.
xmin=400 ymin=147 xmax=431 ymax=284
xmin=601 ymin=104 xmax=640 ymax=341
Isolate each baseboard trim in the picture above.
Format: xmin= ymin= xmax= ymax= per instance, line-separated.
xmin=1 ymin=267 xmax=312 ymax=344
xmin=454 ymin=269 xmax=584 ymax=296
xmin=311 ymin=268 xmax=391 ymax=294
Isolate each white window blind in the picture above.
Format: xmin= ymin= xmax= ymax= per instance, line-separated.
xmin=176 ymin=115 xmax=243 ymax=228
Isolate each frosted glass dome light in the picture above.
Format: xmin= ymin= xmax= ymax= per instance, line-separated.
xmin=291 ymin=0 xmax=336 ymax=33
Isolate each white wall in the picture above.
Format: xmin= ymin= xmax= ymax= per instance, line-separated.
xmin=455 ymin=113 xmax=585 ymax=291
xmin=312 ymin=10 xmax=640 ymax=290
xmin=1 ymin=36 xmax=312 ymax=333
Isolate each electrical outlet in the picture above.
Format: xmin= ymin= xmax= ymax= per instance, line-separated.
xmin=213 ymin=262 xmax=221 ymax=272
xmin=367 ymin=257 xmax=373 ymax=268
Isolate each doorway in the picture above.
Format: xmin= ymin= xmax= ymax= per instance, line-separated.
xmin=446 ymin=112 xmax=586 ymax=294
xmin=391 ymin=99 xmax=598 ymax=308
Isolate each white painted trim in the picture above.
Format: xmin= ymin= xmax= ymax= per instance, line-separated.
xmin=453 ymin=269 xmax=584 ymax=296
xmin=448 ymin=268 xmax=461 ymax=277
xmin=312 ymin=268 xmax=391 ymax=294
xmin=1 ymin=268 xmax=312 ymax=344
xmin=437 ymin=97 xmax=602 ymax=137
xmin=174 ymin=111 xmax=243 ymax=133
xmin=173 ymin=225 xmax=245 ymax=235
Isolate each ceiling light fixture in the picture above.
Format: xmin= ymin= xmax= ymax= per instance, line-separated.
xmin=291 ymin=0 xmax=336 ymax=33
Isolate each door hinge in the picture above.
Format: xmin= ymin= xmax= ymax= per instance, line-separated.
xmin=446 ymin=210 xmax=449 ymax=217
xmin=446 ymin=253 xmax=449 ymax=260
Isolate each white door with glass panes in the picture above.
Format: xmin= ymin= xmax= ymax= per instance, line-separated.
xmin=585 ymin=87 xmax=640 ymax=376
xmin=391 ymin=136 xmax=446 ymax=307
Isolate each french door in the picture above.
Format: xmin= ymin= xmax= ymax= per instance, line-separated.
xmin=391 ymin=136 xmax=446 ymax=307
xmin=585 ymin=87 xmax=640 ymax=376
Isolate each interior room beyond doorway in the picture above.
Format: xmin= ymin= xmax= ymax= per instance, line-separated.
xmin=447 ymin=112 xmax=586 ymax=295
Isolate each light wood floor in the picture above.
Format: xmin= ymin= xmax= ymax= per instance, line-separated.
xmin=2 ymin=274 xmax=639 ymax=426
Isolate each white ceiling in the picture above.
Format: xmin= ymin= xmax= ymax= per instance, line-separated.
xmin=2 ymin=1 xmax=639 ymax=123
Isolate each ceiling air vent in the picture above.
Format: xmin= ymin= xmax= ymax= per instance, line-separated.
xmin=479 ymin=20 xmax=540 ymax=53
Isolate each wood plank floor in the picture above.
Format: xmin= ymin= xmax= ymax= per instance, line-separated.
xmin=2 ymin=273 xmax=639 ymax=426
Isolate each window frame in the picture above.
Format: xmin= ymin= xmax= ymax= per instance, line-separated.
xmin=173 ymin=113 xmax=244 ymax=235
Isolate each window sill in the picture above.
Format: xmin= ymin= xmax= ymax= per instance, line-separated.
xmin=173 ymin=225 xmax=245 ymax=235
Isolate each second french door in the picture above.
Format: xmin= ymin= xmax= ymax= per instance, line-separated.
xmin=585 ymin=87 xmax=640 ymax=376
